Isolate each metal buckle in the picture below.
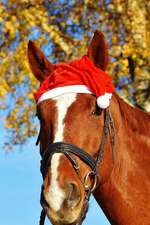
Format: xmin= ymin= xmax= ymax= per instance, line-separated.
xmin=84 ymin=171 xmax=99 ymax=192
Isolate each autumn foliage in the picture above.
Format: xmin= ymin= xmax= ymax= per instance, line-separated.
xmin=0 ymin=0 xmax=150 ymax=149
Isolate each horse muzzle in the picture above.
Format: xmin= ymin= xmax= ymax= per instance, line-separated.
xmin=41 ymin=181 xmax=83 ymax=225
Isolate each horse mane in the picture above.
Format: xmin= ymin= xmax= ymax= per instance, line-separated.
xmin=114 ymin=93 xmax=150 ymax=137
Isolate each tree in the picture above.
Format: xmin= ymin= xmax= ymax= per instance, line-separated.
xmin=0 ymin=0 xmax=149 ymax=149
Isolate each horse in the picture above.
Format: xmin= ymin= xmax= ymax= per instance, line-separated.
xmin=28 ymin=31 xmax=150 ymax=225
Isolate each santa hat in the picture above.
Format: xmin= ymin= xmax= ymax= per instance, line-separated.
xmin=34 ymin=55 xmax=115 ymax=109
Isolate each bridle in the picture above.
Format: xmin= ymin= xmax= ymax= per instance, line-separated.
xmin=38 ymin=108 xmax=115 ymax=225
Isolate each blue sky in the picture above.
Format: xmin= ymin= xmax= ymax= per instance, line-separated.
xmin=0 ymin=122 xmax=111 ymax=225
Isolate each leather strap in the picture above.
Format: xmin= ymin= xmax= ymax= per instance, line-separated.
xmin=41 ymin=142 xmax=96 ymax=179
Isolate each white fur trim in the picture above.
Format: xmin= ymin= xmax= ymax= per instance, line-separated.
xmin=97 ymin=93 xmax=112 ymax=109
xmin=37 ymin=85 xmax=92 ymax=104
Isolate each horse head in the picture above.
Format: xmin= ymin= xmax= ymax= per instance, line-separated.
xmin=28 ymin=31 xmax=115 ymax=225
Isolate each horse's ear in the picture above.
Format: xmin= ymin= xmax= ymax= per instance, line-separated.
xmin=28 ymin=40 xmax=54 ymax=82
xmin=87 ymin=31 xmax=109 ymax=71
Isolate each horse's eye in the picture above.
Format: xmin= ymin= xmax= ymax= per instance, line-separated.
xmin=91 ymin=103 xmax=102 ymax=116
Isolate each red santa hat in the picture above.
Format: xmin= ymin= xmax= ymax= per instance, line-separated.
xmin=34 ymin=55 xmax=115 ymax=109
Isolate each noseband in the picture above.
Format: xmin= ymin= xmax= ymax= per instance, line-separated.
xmin=39 ymin=108 xmax=115 ymax=225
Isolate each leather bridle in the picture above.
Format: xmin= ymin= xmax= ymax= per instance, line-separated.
xmin=38 ymin=108 xmax=115 ymax=225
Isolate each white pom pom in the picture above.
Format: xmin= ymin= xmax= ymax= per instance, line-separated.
xmin=97 ymin=93 xmax=112 ymax=109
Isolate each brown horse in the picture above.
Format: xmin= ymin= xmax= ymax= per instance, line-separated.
xmin=28 ymin=31 xmax=150 ymax=225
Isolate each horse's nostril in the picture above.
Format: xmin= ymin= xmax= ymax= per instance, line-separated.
xmin=66 ymin=182 xmax=81 ymax=208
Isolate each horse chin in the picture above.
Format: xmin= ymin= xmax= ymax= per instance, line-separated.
xmin=46 ymin=204 xmax=83 ymax=225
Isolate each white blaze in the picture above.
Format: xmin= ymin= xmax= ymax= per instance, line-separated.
xmin=45 ymin=93 xmax=77 ymax=212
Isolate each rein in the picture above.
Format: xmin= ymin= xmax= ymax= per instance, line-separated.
xmin=38 ymin=108 xmax=115 ymax=225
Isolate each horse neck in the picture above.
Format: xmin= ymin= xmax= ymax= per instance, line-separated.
xmin=94 ymin=93 xmax=150 ymax=225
